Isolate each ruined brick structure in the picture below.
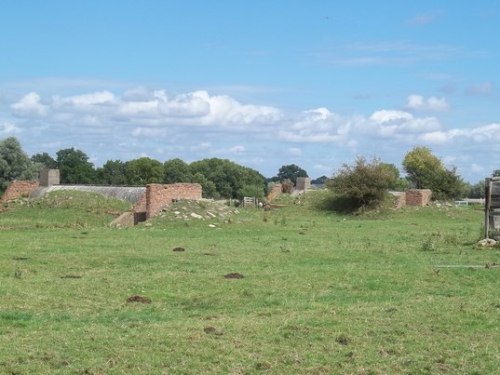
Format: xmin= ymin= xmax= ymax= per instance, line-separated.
xmin=405 ymin=189 xmax=432 ymax=207
xmin=1 ymin=180 xmax=39 ymax=202
xmin=267 ymin=183 xmax=282 ymax=202
xmin=145 ymin=183 xmax=203 ymax=219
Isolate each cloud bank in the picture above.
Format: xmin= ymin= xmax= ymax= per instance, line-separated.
xmin=5 ymin=87 xmax=500 ymax=181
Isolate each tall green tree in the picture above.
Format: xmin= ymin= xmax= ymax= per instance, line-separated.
xmin=56 ymin=147 xmax=96 ymax=184
xmin=380 ymin=163 xmax=408 ymax=190
xmin=276 ymin=164 xmax=308 ymax=185
xmin=163 ymin=158 xmax=192 ymax=184
xmin=124 ymin=157 xmax=163 ymax=185
xmin=96 ymin=160 xmax=127 ymax=185
xmin=402 ymin=146 xmax=465 ymax=200
xmin=0 ymin=137 xmax=37 ymax=192
xmin=31 ymin=152 xmax=57 ymax=169
xmin=276 ymin=164 xmax=309 ymax=185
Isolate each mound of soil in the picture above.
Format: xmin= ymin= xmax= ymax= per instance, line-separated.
xmin=203 ymin=326 xmax=223 ymax=336
xmin=157 ymin=199 xmax=239 ymax=222
xmin=224 ymin=272 xmax=244 ymax=279
xmin=126 ymin=295 xmax=152 ymax=304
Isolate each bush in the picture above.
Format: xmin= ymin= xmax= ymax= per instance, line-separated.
xmin=327 ymin=157 xmax=393 ymax=211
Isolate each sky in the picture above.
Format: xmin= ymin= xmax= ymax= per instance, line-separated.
xmin=1 ymin=1 xmax=499 ymax=182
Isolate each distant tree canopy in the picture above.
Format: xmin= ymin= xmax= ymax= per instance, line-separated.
xmin=402 ymin=146 xmax=465 ymax=200
xmin=163 ymin=158 xmax=192 ymax=184
xmin=124 ymin=157 xmax=163 ymax=186
xmin=493 ymin=170 xmax=500 ymax=177
xmin=0 ymin=137 xmax=37 ymax=192
xmin=96 ymin=160 xmax=127 ymax=185
xmin=276 ymin=164 xmax=308 ymax=185
xmin=31 ymin=152 xmax=57 ymax=169
xmin=56 ymin=148 xmax=96 ymax=184
xmin=190 ymin=158 xmax=266 ymax=199
xmin=311 ymin=175 xmax=329 ymax=185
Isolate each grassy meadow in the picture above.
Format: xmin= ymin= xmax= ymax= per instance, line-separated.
xmin=0 ymin=191 xmax=499 ymax=374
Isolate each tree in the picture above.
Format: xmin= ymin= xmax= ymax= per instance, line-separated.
xmin=327 ymin=156 xmax=393 ymax=210
xmin=124 ymin=157 xmax=163 ymax=185
xmin=163 ymin=158 xmax=192 ymax=184
xmin=0 ymin=137 xmax=37 ymax=192
xmin=311 ymin=175 xmax=329 ymax=186
xmin=189 ymin=158 xmax=266 ymax=199
xmin=276 ymin=164 xmax=308 ymax=185
xmin=96 ymin=160 xmax=127 ymax=185
xmin=380 ymin=163 xmax=408 ymax=191
xmin=31 ymin=152 xmax=57 ymax=169
xmin=56 ymin=147 xmax=96 ymax=184
xmin=466 ymin=180 xmax=485 ymax=199
xmin=402 ymin=147 xmax=465 ymax=200
xmin=493 ymin=170 xmax=500 ymax=177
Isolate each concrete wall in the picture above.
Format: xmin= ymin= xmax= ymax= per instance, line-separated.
xmin=405 ymin=189 xmax=432 ymax=206
xmin=145 ymin=183 xmax=202 ymax=218
xmin=39 ymin=168 xmax=60 ymax=187
xmin=1 ymin=180 xmax=39 ymax=202
xmin=296 ymin=177 xmax=311 ymax=191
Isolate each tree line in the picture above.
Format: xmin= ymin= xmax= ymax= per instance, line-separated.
xmin=0 ymin=137 xmax=497 ymax=205
xmin=0 ymin=137 xmax=268 ymax=200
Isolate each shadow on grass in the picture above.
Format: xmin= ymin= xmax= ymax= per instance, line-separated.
xmin=310 ymin=192 xmax=363 ymax=214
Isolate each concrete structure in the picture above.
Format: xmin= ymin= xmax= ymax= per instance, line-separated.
xmin=39 ymin=168 xmax=60 ymax=187
xmin=295 ymin=177 xmax=311 ymax=191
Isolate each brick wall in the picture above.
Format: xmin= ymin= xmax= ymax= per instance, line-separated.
xmin=405 ymin=189 xmax=432 ymax=206
xmin=267 ymin=183 xmax=282 ymax=202
xmin=146 ymin=183 xmax=202 ymax=218
xmin=1 ymin=180 xmax=39 ymax=202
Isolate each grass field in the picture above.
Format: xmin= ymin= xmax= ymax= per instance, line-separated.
xmin=0 ymin=191 xmax=499 ymax=374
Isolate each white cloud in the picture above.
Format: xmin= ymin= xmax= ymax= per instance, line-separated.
xmin=406 ymin=94 xmax=449 ymax=112
xmin=131 ymin=127 xmax=168 ymax=137
xmin=368 ymin=110 xmax=441 ymax=137
xmin=288 ymin=147 xmax=302 ymax=156
xmin=418 ymin=131 xmax=450 ymax=143
xmin=0 ymin=122 xmax=22 ymax=135
xmin=11 ymin=92 xmax=48 ymax=117
xmin=10 ymin=89 xmax=282 ymax=130
xmin=229 ymin=145 xmax=246 ymax=153
xmin=279 ymin=107 xmax=349 ymax=142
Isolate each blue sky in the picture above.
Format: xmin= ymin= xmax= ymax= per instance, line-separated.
xmin=1 ymin=1 xmax=499 ymax=182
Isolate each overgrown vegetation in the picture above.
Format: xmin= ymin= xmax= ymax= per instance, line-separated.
xmin=1 ymin=191 xmax=498 ymax=374
xmin=326 ymin=156 xmax=395 ymax=212
xmin=403 ymin=146 xmax=466 ymax=200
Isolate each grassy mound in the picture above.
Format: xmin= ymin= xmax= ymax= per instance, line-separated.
xmin=0 ymin=191 xmax=131 ymax=229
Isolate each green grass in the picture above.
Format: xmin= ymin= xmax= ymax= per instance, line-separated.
xmin=0 ymin=191 xmax=499 ymax=374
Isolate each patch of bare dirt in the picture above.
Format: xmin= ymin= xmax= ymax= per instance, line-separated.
xmin=126 ymin=295 xmax=152 ymax=304
xmin=203 ymin=326 xmax=223 ymax=336
xmin=224 ymin=272 xmax=244 ymax=279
